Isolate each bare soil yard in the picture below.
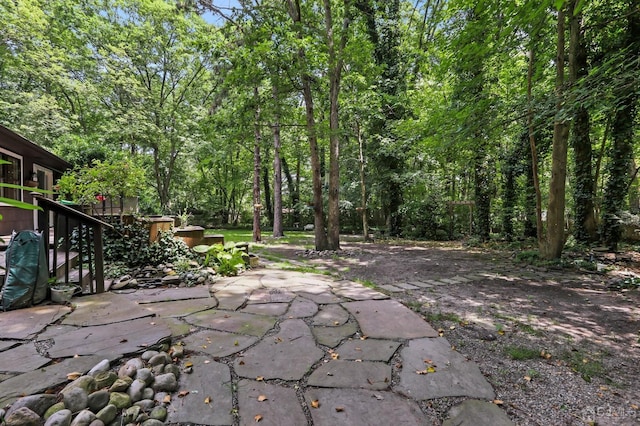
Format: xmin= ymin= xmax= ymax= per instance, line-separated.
xmin=258 ymin=238 xmax=640 ymax=425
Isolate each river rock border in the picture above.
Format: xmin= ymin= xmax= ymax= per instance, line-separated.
xmin=0 ymin=342 xmax=185 ymax=426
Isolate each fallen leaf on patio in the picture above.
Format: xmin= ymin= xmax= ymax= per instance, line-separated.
xmin=493 ymin=400 xmax=504 ymax=405
xmin=416 ymin=369 xmax=428 ymax=375
xmin=631 ymin=404 xmax=639 ymax=410
xmin=150 ymin=322 xmax=156 ymax=325
xmin=204 ymin=396 xmax=212 ymax=404
xmin=355 ymin=359 xmax=362 ymax=362
xmin=449 ymin=325 xmax=456 ymax=330
xmin=438 ymin=329 xmax=444 ymax=337
xmin=178 ymin=390 xmax=190 ymax=398
xmin=204 ymin=360 xmax=210 ymax=364
xmin=202 ymin=345 xmax=208 ymax=349
xmin=275 ymin=337 xmax=283 ymax=343
xmin=185 ymin=361 xmax=193 ymax=368
xmin=427 ymin=366 xmax=436 ymax=373
xmin=372 ymin=393 xmax=384 ymax=400
xmin=120 ymin=339 xmax=128 ymax=343
xmin=258 ymin=395 xmax=268 ymax=402
xmin=524 ymin=376 xmax=531 ymax=382
xmin=423 ymin=359 xmax=433 ymax=364
xmin=234 ymin=340 xmax=239 ymax=346
xmin=331 ymin=353 xmax=339 ymax=360
xmin=334 ymin=321 xmax=340 ymax=325
xmin=256 ymin=376 xmax=264 ymax=381
xmin=335 ymin=406 xmax=345 ymax=412
xmin=239 ymin=360 xmax=245 ymax=365
xmin=360 ymin=335 xmax=368 ymax=340
xmin=498 ymin=330 xmax=505 ymax=336
xmin=163 ymin=395 xmax=171 ymax=403
xmin=254 ymin=414 xmax=262 ymax=422
xmin=367 ymin=378 xmax=373 ymax=384
xmin=355 ymin=347 xmax=362 ymax=351
xmin=311 ymin=399 xmax=320 ymax=408
xmin=66 ymin=372 xmax=82 ymax=381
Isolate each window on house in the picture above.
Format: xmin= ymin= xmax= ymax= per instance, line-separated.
xmin=0 ymin=149 xmax=22 ymax=201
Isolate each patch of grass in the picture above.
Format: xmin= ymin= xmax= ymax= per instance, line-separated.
xmin=562 ymin=350 xmax=605 ymax=383
xmin=518 ymin=323 xmax=542 ymax=336
xmin=505 ymin=345 xmax=540 ymax=360
xmin=424 ymin=311 xmax=462 ymax=323
xmin=355 ymin=278 xmax=377 ymax=289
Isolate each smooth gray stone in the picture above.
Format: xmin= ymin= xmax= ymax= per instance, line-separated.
xmin=305 ymin=388 xmax=426 ymax=426
xmin=151 ymin=373 xmax=177 ymax=392
xmin=62 ymin=387 xmax=89 ymax=413
xmin=88 ymin=420 xmax=104 ymax=426
xmin=147 ymin=352 xmax=171 ymax=367
xmin=118 ymin=363 xmax=137 ymax=378
xmin=443 ymin=400 xmax=515 ymax=426
xmin=141 ymin=351 xmax=159 ymax=361
xmin=61 ymin=293 xmax=152 ymax=327
xmin=5 ymin=407 xmax=41 ymax=426
xmin=133 ymin=399 xmax=155 ymax=411
xmin=87 ymin=390 xmax=110 ymax=413
xmin=307 ymin=360 xmax=392 ymax=390
xmin=342 ymin=300 xmax=439 ymax=339
xmin=88 ymin=359 xmax=111 ymax=377
xmin=181 ymin=329 xmax=257 ymax=358
xmin=287 ymin=297 xmax=319 ymax=318
xmin=141 ymin=420 xmax=164 ymax=426
xmin=312 ymin=304 xmax=350 ymax=326
xmin=44 ymin=402 xmax=65 ymax=419
xmin=0 ymin=342 xmax=50 ymax=372
xmin=141 ymin=388 xmax=154 ymax=400
xmin=234 ymin=319 xmax=324 ymax=381
xmin=44 ymin=409 xmax=72 ymax=426
xmin=5 ymin=394 xmax=57 ymax=418
xmin=165 ymin=356 xmax=232 ymax=425
xmin=185 ymin=309 xmax=276 ymax=337
xmin=70 ymin=409 xmax=96 ymax=426
xmin=237 ymin=379 xmax=307 ymax=426
xmin=127 ymin=379 xmax=146 ymax=402
xmin=122 ymin=406 xmax=141 ymax=423
xmin=312 ymin=322 xmax=358 ymax=348
xmin=241 ymin=302 xmax=289 ymax=316
xmin=0 ymin=305 xmax=70 ymax=340
xmin=395 ymin=338 xmax=495 ymax=400
xmin=334 ymin=339 xmax=401 ymax=362
xmin=163 ymin=363 xmax=180 ymax=379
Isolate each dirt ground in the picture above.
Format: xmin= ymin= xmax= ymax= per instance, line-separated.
xmin=257 ymin=238 xmax=640 ymax=425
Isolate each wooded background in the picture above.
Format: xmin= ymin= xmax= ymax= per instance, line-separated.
xmin=0 ymin=0 xmax=638 ymax=257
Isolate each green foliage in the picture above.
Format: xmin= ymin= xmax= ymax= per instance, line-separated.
xmin=562 ymin=350 xmax=605 ymax=382
xmin=57 ymin=159 xmax=146 ymax=205
xmin=103 ymin=222 xmax=192 ymax=267
xmin=193 ymin=242 xmax=248 ymax=276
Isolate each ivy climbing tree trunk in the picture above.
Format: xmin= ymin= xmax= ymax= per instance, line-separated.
xmin=601 ymin=2 xmax=639 ymax=250
xmin=569 ymin=0 xmax=597 ymax=243
xmin=252 ymin=87 xmax=262 ymax=243
xmin=272 ymin=84 xmax=284 ymax=238
xmin=541 ymin=5 xmax=570 ymax=259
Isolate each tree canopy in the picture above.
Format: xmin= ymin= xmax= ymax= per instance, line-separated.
xmin=0 ymin=0 xmax=638 ymax=256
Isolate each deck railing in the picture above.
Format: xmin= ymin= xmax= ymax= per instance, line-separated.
xmin=33 ymin=195 xmax=113 ymax=294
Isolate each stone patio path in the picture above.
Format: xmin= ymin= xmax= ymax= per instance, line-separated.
xmin=0 ymin=263 xmax=514 ymax=425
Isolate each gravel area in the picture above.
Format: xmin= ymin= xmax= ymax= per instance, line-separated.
xmin=258 ymin=239 xmax=640 ymax=425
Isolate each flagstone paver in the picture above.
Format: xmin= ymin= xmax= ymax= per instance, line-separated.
xmin=241 ymin=302 xmax=289 ymax=316
xmin=122 ymin=286 xmax=211 ymax=304
xmin=212 ymin=286 xmax=250 ymax=310
xmin=247 ymin=288 xmax=296 ymax=304
xmin=141 ymin=297 xmax=217 ymax=317
xmin=0 ymin=342 xmax=50 ymax=372
xmin=312 ymin=303 xmax=350 ymax=326
xmin=334 ymin=339 xmax=400 ymax=362
xmin=307 ymin=360 xmax=392 ymax=390
xmin=305 ymin=388 xmax=426 ymax=426
xmin=330 ymin=282 xmax=389 ymax=301
xmin=0 ymin=340 xmax=19 ymax=351
xmin=185 ymin=309 xmax=277 ymax=337
xmin=234 ymin=319 xmax=324 ymax=381
xmin=379 ymin=284 xmax=403 ymax=292
xmin=395 ymin=337 xmax=495 ymax=400
xmin=443 ymin=399 xmax=515 ymax=426
xmin=181 ymin=329 xmax=258 ymax=358
xmin=165 ymin=355 xmax=233 ymax=425
xmin=312 ymin=322 xmax=359 ymax=347
xmin=62 ymin=292 xmax=152 ymax=326
xmin=343 ymin=299 xmax=439 ymax=339
xmin=47 ymin=316 xmax=172 ymax=358
xmin=0 ymin=304 xmax=71 ymax=340
xmin=237 ymin=379 xmax=307 ymax=426
xmin=286 ymin=297 xmax=319 ymax=318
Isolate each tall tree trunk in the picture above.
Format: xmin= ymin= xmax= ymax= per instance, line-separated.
xmin=323 ymin=0 xmax=350 ymax=250
xmin=281 ymin=155 xmax=298 ymax=227
xmin=601 ymin=2 xmax=639 ymax=250
xmin=356 ymin=121 xmax=371 ymax=241
xmin=569 ymin=1 xmax=596 ymax=243
xmin=286 ymin=0 xmax=328 ymax=250
xmin=252 ymin=87 xmax=262 ymax=242
xmin=542 ymin=6 xmax=570 ymax=259
xmin=272 ymin=85 xmax=284 ymax=238
xmin=527 ymin=45 xmax=543 ymax=243
xmin=262 ymin=147 xmax=273 ymax=227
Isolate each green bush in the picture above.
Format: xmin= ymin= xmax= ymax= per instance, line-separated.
xmin=193 ymin=242 xmax=248 ymax=276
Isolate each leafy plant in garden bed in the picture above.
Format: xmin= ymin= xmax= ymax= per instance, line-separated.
xmin=193 ymin=242 xmax=248 ymax=276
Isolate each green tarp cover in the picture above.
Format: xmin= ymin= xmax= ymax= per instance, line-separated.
xmin=2 ymin=230 xmax=48 ymax=310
